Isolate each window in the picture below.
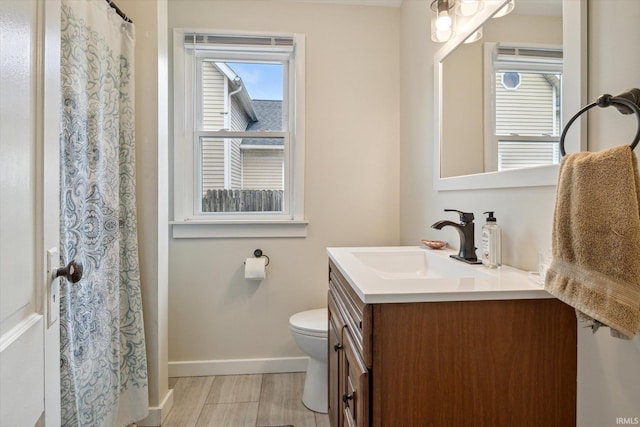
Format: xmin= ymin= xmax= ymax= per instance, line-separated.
xmin=484 ymin=43 xmax=563 ymax=172
xmin=173 ymin=30 xmax=306 ymax=238
xmin=500 ymin=72 xmax=521 ymax=90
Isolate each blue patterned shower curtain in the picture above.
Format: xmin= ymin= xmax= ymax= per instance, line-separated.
xmin=60 ymin=1 xmax=148 ymax=425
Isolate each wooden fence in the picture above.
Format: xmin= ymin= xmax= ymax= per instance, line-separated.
xmin=202 ymin=189 xmax=284 ymax=212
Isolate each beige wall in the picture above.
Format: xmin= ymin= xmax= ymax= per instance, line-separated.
xmin=168 ymin=1 xmax=400 ymax=365
xmin=400 ymin=0 xmax=640 ymax=425
xmin=579 ymin=1 xmax=640 ymax=424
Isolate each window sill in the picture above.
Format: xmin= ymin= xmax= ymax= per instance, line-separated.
xmin=170 ymin=220 xmax=308 ymax=239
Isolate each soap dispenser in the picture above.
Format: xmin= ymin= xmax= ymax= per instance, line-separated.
xmin=481 ymin=211 xmax=502 ymax=269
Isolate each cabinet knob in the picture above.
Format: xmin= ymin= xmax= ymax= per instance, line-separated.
xmin=333 ymin=343 xmax=343 ymax=352
xmin=342 ymin=393 xmax=353 ymax=403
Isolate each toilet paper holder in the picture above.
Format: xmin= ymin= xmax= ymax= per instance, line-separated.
xmin=247 ymin=248 xmax=270 ymax=266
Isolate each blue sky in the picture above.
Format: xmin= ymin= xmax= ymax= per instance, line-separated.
xmin=227 ymin=62 xmax=283 ymax=101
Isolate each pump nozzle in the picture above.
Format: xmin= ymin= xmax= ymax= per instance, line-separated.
xmin=483 ymin=211 xmax=497 ymax=222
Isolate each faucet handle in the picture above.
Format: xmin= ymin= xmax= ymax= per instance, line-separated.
xmin=444 ymin=209 xmax=475 ymax=223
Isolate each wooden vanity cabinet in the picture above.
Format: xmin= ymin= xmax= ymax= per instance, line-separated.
xmin=328 ymin=293 xmax=343 ymax=427
xmin=342 ymin=330 xmax=369 ymax=427
xmin=327 ymin=259 xmax=577 ymax=427
xmin=328 ymin=262 xmax=372 ymax=427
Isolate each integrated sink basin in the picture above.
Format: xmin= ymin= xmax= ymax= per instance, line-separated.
xmin=327 ymin=246 xmax=551 ymax=304
xmin=351 ymin=247 xmax=489 ymax=280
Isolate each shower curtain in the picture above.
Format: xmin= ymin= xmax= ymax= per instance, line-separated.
xmin=59 ymin=0 xmax=148 ymax=425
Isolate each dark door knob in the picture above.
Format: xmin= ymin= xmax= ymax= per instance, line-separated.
xmin=342 ymin=393 xmax=353 ymax=403
xmin=55 ymin=260 xmax=83 ymax=283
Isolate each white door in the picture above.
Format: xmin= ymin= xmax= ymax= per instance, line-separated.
xmin=0 ymin=0 xmax=61 ymax=426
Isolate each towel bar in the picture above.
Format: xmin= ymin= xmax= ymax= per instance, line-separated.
xmin=559 ymin=88 xmax=640 ymax=156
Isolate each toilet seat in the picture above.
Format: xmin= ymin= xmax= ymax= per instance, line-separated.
xmin=289 ymin=308 xmax=327 ymax=338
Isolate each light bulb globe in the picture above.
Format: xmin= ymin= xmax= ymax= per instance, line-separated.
xmin=436 ymin=13 xmax=452 ymax=31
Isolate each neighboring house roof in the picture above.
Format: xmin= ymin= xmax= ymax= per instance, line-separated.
xmin=246 ymin=100 xmax=281 ymax=132
xmin=243 ymin=99 xmax=284 ymax=146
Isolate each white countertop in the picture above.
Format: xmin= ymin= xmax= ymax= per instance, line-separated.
xmin=327 ymin=246 xmax=553 ymax=304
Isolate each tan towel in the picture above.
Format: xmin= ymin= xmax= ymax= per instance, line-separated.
xmin=545 ymin=144 xmax=640 ymax=339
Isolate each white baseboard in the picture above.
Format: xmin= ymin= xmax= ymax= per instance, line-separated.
xmin=168 ymin=356 xmax=309 ymax=377
xmin=136 ymin=388 xmax=174 ymax=427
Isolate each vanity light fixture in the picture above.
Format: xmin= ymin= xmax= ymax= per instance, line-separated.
xmin=464 ymin=27 xmax=483 ymax=44
xmin=456 ymin=8 xmax=483 ymax=44
xmin=458 ymin=0 xmax=483 ymax=17
xmin=492 ymin=0 xmax=515 ymax=18
xmin=431 ymin=0 xmax=457 ymax=42
xmin=431 ymin=0 xmax=510 ymax=44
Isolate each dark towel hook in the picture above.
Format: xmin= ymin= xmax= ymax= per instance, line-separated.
xmin=559 ymin=88 xmax=640 ymax=156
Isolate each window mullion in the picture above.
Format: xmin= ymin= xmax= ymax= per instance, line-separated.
xmin=196 ymin=131 xmax=289 ymax=139
xmin=497 ymin=135 xmax=560 ymax=143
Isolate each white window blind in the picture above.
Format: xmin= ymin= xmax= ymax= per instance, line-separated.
xmin=493 ymin=44 xmax=563 ymax=69
xmin=184 ymin=33 xmax=294 ymax=48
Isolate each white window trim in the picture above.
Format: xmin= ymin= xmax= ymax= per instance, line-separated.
xmin=172 ymin=29 xmax=307 ymax=238
xmin=483 ymin=42 xmax=563 ymax=172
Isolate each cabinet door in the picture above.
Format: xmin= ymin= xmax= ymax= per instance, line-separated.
xmin=328 ymin=294 xmax=343 ymax=427
xmin=342 ymin=330 xmax=369 ymax=427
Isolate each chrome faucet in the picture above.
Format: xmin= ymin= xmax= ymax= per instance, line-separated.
xmin=431 ymin=209 xmax=481 ymax=264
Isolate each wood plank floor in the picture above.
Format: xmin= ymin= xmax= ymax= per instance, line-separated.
xmin=163 ymin=372 xmax=330 ymax=427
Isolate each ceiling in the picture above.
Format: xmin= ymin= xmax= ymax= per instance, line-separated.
xmin=285 ymin=0 xmax=562 ymax=15
xmin=284 ymin=0 xmax=402 ymax=7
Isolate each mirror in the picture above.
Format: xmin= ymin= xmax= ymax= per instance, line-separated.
xmin=434 ymin=0 xmax=586 ymax=190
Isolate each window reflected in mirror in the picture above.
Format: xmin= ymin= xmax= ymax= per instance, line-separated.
xmin=488 ymin=44 xmax=562 ymax=171
xmin=439 ymin=2 xmax=563 ymax=179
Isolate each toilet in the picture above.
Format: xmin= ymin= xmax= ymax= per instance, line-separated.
xmin=289 ymin=308 xmax=328 ymax=413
